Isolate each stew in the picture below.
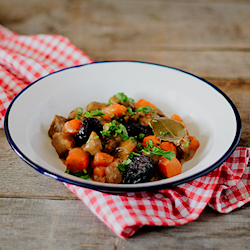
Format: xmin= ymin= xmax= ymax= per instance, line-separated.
xmin=48 ymin=93 xmax=199 ymax=184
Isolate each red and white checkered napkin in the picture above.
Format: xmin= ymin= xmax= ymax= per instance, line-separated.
xmin=0 ymin=25 xmax=92 ymax=128
xmin=1 ymin=26 xmax=250 ymax=239
xmin=65 ymin=147 xmax=250 ymax=238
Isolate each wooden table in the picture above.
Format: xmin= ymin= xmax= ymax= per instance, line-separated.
xmin=1 ymin=0 xmax=250 ymax=249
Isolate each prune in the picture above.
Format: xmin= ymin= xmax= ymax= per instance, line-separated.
xmin=125 ymin=124 xmax=153 ymax=139
xmin=74 ymin=118 xmax=102 ymax=146
xmin=123 ymin=154 xmax=154 ymax=184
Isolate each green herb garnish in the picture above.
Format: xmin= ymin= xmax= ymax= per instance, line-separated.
xmin=183 ymin=141 xmax=189 ymax=148
xmin=141 ymin=145 xmax=175 ymax=161
xmin=117 ymin=158 xmax=132 ymax=171
xmin=160 ymin=131 xmax=168 ymax=136
xmin=86 ymin=135 xmax=99 ymax=144
xmin=64 ymin=169 xmax=92 ymax=180
xmin=117 ymin=164 xmax=126 ymax=171
xmin=101 ymin=120 xmax=129 ymax=140
xmin=114 ymin=92 xmax=134 ymax=103
xmin=139 ymin=133 xmax=145 ymax=140
xmin=75 ymin=107 xmax=83 ymax=120
xmin=85 ymin=109 xmax=104 ymax=118
xmin=130 ymin=137 xmax=137 ymax=142
xmin=126 ymin=107 xmax=133 ymax=114
xmin=135 ymin=105 xmax=156 ymax=115
xmin=86 ymin=136 xmax=93 ymax=144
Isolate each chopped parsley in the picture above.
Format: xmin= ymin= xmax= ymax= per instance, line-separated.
xmin=160 ymin=131 xmax=168 ymax=136
xmin=126 ymin=107 xmax=133 ymax=114
xmin=65 ymin=169 xmax=92 ymax=180
xmin=117 ymin=152 xmax=140 ymax=171
xmin=101 ymin=120 xmax=129 ymax=140
xmin=115 ymin=123 xmax=129 ymax=140
xmin=75 ymin=107 xmax=83 ymax=120
xmin=183 ymin=140 xmax=189 ymax=148
xmin=139 ymin=133 xmax=145 ymax=140
xmin=114 ymin=92 xmax=134 ymax=103
xmin=135 ymin=105 xmax=156 ymax=115
xmin=117 ymin=159 xmax=131 ymax=171
xmin=130 ymin=137 xmax=137 ymax=143
xmin=117 ymin=164 xmax=126 ymax=172
xmin=146 ymin=139 xmax=154 ymax=147
xmin=123 ymin=159 xmax=132 ymax=165
xmin=86 ymin=135 xmax=99 ymax=144
xmin=141 ymin=144 xmax=175 ymax=161
xmin=85 ymin=109 xmax=104 ymax=118
xmin=137 ymin=142 xmax=142 ymax=150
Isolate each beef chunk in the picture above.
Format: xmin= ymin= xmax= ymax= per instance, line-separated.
xmin=52 ymin=132 xmax=76 ymax=158
xmin=86 ymin=102 xmax=108 ymax=112
xmin=105 ymin=159 xmax=123 ymax=184
xmin=115 ymin=138 xmax=137 ymax=161
xmin=68 ymin=108 xmax=85 ymax=120
xmin=82 ymin=131 xmax=103 ymax=156
xmin=48 ymin=115 xmax=67 ymax=138
xmin=177 ymin=139 xmax=190 ymax=162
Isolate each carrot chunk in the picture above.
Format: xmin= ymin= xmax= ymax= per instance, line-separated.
xmin=171 ymin=114 xmax=186 ymax=127
xmin=63 ymin=119 xmax=82 ymax=134
xmin=102 ymin=104 xmax=127 ymax=120
xmin=188 ymin=135 xmax=200 ymax=151
xmin=142 ymin=135 xmax=161 ymax=148
xmin=134 ymin=99 xmax=157 ymax=111
xmin=65 ymin=147 xmax=89 ymax=172
xmin=158 ymin=156 xmax=182 ymax=178
xmin=93 ymin=166 xmax=106 ymax=177
xmin=91 ymin=152 xmax=115 ymax=168
xmin=159 ymin=141 xmax=177 ymax=156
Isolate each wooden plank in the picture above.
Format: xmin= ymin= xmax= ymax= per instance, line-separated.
xmin=2 ymin=0 xmax=250 ymax=49
xmin=209 ymin=79 xmax=250 ymax=148
xmin=1 ymin=0 xmax=249 ymax=78
xmin=1 ymin=0 xmax=249 ymax=49
xmin=1 ymin=1 xmax=250 ymax=78
xmin=1 ymin=197 xmax=250 ymax=250
xmin=0 ymin=198 xmax=120 ymax=250
xmin=91 ymin=51 xmax=250 ymax=78
xmin=0 ymin=129 xmax=76 ymax=199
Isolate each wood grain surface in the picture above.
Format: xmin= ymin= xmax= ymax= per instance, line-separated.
xmin=1 ymin=0 xmax=250 ymax=249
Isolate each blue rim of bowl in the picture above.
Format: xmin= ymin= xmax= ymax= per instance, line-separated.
xmin=4 ymin=60 xmax=242 ymax=193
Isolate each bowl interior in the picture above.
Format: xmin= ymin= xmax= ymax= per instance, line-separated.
xmin=5 ymin=61 xmax=241 ymax=192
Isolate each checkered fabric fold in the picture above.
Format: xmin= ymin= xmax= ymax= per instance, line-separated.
xmin=65 ymin=147 xmax=250 ymax=238
xmin=0 ymin=25 xmax=92 ymax=128
xmin=1 ymin=25 xmax=250 ymax=239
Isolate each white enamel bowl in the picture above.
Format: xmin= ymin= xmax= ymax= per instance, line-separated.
xmin=4 ymin=61 xmax=241 ymax=193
